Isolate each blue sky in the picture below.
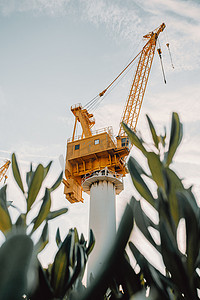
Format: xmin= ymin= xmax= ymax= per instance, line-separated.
xmin=0 ymin=0 xmax=200 ymax=266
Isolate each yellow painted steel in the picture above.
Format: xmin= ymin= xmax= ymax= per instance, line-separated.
xmin=0 ymin=160 xmax=10 ymax=183
xmin=118 ymin=23 xmax=165 ymax=136
xmin=64 ymin=23 xmax=165 ymax=203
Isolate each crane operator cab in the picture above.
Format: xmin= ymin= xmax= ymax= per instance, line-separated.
xmin=116 ymin=136 xmax=131 ymax=150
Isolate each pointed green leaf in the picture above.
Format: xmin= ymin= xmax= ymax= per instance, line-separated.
xmin=128 ymin=157 xmax=155 ymax=206
xmin=35 ymin=222 xmax=49 ymax=253
xmin=31 ymin=188 xmax=51 ymax=233
xmin=50 ymin=231 xmax=75 ymax=298
xmin=43 ymin=161 xmax=52 ymax=180
xmin=11 ymin=153 xmax=24 ymax=194
xmin=122 ymin=122 xmax=147 ymax=156
xmin=0 ymin=186 xmax=12 ymax=233
xmin=177 ymin=191 xmax=199 ymax=276
xmin=27 ymin=164 xmax=44 ymax=211
xmin=67 ymin=244 xmax=86 ymax=290
xmin=160 ymin=220 xmax=195 ymax=299
xmin=165 ymin=112 xmax=183 ymax=167
xmin=129 ymin=156 xmax=150 ymax=177
xmin=129 ymin=242 xmax=172 ymax=299
xmin=15 ymin=214 xmax=26 ymax=231
xmin=130 ymin=197 xmax=160 ymax=252
xmin=79 ymin=233 xmax=86 ymax=246
xmin=26 ymin=163 xmax=34 ymax=189
xmin=86 ymin=229 xmax=95 ymax=256
xmin=165 ymin=168 xmax=184 ymax=226
xmin=50 ymin=171 xmax=63 ymax=192
xmin=146 ymin=152 xmax=165 ymax=189
xmin=47 ymin=208 xmax=68 ymax=221
xmin=146 ymin=114 xmax=159 ymax=149
xmin=56 ymin=228 xmax=62 ymax=247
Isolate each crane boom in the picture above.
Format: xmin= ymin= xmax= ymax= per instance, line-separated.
xmin=118 ymin=23 xmax=165 ymax=136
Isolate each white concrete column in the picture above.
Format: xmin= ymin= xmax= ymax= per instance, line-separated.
xmin=82 ymin=169 xmax=124 ymax=283
xmin=88 ymin=180 xmax=116 ymax=280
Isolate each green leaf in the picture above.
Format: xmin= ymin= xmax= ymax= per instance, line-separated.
xmin=43 ymin=161 xmax=52 ymax=180
xmin=177 ymin=191 xmax=199 ymax=277
xmin=146 ymin=152 xmax=165 ymax=189
xmin=78 ymin=204 xmax=134 ymax=300
xmin=68 ymin=244 xmax=86 ymax=288
xmin=129 ymin=156 xmax=150 ymax=177
xmin=15 ymin=214 xmax=26 ymax=231
xmin=129 ymin=242 xmax=172 ymax=299
xmin=160 ymin=220 xmax=196 ymax=299
xmin=74 ymin=227 xmax=79 ymax=244
xmin=27 ymin=164 xmax=44 ymax=211
xmin=11 ymin=153 xmax=25 ymax=194
xmin=128 ymin=157 xmax=155 ymax=206
xmin=56 ymin=228 xmax=62 ymax=247
xmin=50 ymin=231 xmax=75 ymax=298
xmin=31 ymin=188 xmax=51 ymax=233
xmin=146 ymin=114 xmax=159 ymax=149
xmin=122 ymin=122 xmax=147 ymax=155
xmin=165 ymin=168 xmax=184 ymax=226
xmin=130 ymin=197 xmax=160 ymax=252
xmin=114 ymin=254 xmax=142 ymax=297
xmin=165 ymin=112 xmax=183 ymax=167
xmin=26 ymin=163 xmax=34 ymax=189
xmin=28 ymin=262 xmax=54 ymax=300
xmin=86 ymin=229 xmax=95 ymax=256
xmin=50 ymin=171 xmax=63 ymax=192
xmin=35 ymin=222 xmax=49 ymax=253
xmin=0 ymin=234 xmax=33 ymax=300
xmin=47 ymin=208 xmax=68 ymax=221
xmin=0 ymin=186 xmax=12 ymax=233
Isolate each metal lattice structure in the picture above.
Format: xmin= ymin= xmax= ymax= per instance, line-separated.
xmin=118 ymin=23 xmax=165 ymax=136
xmin=0 ymin=160 xmax=10 ymax=183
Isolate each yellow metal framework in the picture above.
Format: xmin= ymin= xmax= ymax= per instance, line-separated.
xmin=64 ymin=23 xmax=165 ymax=203
xmin=0 ymin=160 xmax=10 ymax=183
xmin=118 ymin=23 xmax=165 ymax=136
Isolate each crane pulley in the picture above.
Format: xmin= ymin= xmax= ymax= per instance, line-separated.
xmin=63 ymin=23 xmax=166 ymax=203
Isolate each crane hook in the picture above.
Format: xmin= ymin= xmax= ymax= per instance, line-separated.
xmin=157 ymin=48 xmax=166 ymax=84
xmin=166 ymin=43 xmax=174 ymax=69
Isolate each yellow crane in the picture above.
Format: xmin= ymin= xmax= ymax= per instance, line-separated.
xmin=0 ymin=160 xmax=10 ymax=183
xmin=63 ymin=23 xmax=166 ymax=203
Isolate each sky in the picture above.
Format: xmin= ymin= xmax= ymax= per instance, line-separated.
xmin=0 ymin=0 xmax=200 ymax=267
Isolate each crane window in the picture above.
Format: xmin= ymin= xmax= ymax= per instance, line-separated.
xmin=75 ymin=144 xmax=80 ymax=150
xmin=121 ymin=138 xmax=129 ymax=147
xmin=94 ymin=139 xmax=100 ymax=145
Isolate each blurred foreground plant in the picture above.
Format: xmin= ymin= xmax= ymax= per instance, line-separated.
xmin=0 ymin=154 xmax=95 ymax=299
xmin=123 ymin=112 xmax=200 ymax=299
xmin=0 ymin=112 xmax=199 ymax=300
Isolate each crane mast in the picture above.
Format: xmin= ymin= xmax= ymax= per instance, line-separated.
xmin=64 ymin=23 xmax=166 ymax=203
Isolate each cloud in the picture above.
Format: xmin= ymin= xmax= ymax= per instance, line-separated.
xmin=0 ymin=0 xmax=72 ymax=16
xmin=80 ymin=0 xmax=200 ymax=70
xmin=1 ymin=0 xmax=199 ymax=71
